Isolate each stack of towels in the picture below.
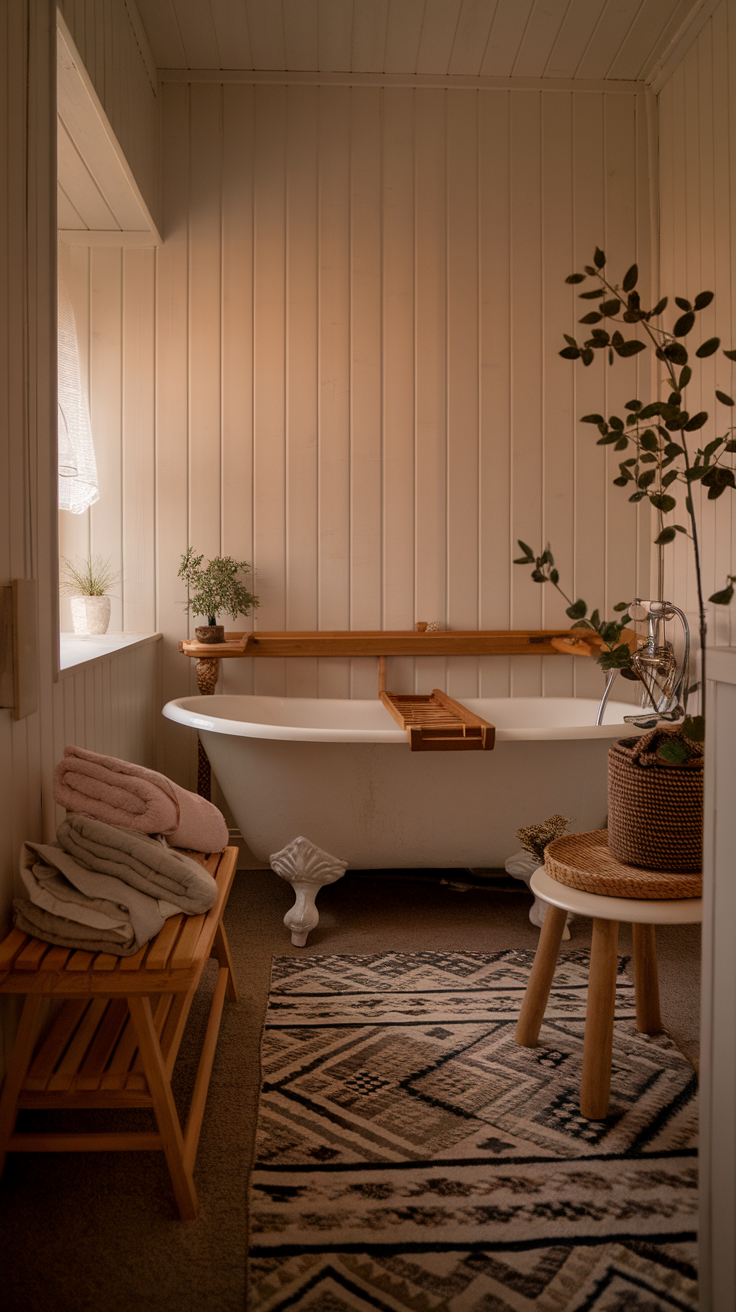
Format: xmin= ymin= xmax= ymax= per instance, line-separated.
xmin=13 ymin=746 xmax=230 ymax=956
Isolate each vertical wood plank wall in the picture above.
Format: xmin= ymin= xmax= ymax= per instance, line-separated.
xmin=52 ymin=640 xmax=162 ymax=833
xmin=0 ymin=0 xmax=56 ymax=1080
xmin=160 ymin=82 xmax=651 ymax=783
xmin=58 ymin=243 xmax=157 ymax=635
xmin=0 ymin=5 xmax=161 ymax=1081
xmin=56 ymin=0 xmax=159 ymax=225
xmin=659 ymin=0 xmax=736 ymax=653
xmin=184 ymin=82 xmax=652 ymax=706
xmin=61 ymin=81 xmax=653 ymax=791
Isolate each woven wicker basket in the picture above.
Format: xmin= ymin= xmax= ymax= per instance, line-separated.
xmin=607 ymin=728 xmax=703 ymax=872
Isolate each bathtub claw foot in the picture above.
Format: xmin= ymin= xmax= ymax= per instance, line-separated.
xmin=270 ymin=836 xmax=349 ymax=947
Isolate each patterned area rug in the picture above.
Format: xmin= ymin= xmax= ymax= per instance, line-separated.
xmin=249 ymin=951 xmax=698 ymax=1311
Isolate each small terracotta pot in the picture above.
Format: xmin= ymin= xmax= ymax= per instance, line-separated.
xmin=195 ymin=624 xmax=226 ymax=644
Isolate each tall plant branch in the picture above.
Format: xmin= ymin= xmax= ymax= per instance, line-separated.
xmin=584 ymin=267 xmax=711 ymax=694
xmin=560 ymin=248 xmax=736 ymax=728
xmin=680 ymin=436 xmax=708 ymax=717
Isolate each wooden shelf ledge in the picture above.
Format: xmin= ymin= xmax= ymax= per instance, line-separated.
xmin=178 ymin=628 xmax=589 ymax=660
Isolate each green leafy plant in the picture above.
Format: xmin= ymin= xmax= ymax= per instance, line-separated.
xmin=560 ymin=247 xmax=736 ymax=716
xmin=59 ymin=555 xmax=121 ymax=597
xmin=514 ymin=542 xmax=706 ymax=761
xmin=178 ymin=549 xmax=258 ymax=626
xmin=656 ymin=714 xmax=705 ymax=764
xmin=513 ymin=541 xmax=635 ymax=674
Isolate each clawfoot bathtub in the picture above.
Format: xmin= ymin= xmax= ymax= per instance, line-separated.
xmin=163 ymin=694 xmax=634 ymax=938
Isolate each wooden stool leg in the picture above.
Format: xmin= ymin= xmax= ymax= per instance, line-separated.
xmin=128 ymin=996 xmax=198 ymax=1221
xmin=580 ymin=918 xmax=619 ymax=1120
xmin=632 ymin=923 xmax=662 ymax=1034
xmin=516 ymin=904 xmax=569 ymax=1047
xmin=0 ymin=994 xmax=44 ymax=1178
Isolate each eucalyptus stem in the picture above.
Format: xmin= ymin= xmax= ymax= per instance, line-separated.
xmin=567 ymin=258 xmax=721 ymax=721
xmin=680 ymin=436 xmax=708 ymax=717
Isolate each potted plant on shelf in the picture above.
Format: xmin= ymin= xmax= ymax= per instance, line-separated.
xmin=178 ymin=549 xmax=259 ymax=643
xmin=60 ymin=555 xmax=121 ymax=635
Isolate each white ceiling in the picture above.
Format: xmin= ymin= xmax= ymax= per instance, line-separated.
xmin=135 ymin=0 xmax=700 ymax=81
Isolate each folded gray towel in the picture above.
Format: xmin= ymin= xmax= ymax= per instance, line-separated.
xmin=15 ymin=839 xmax=174 ymax=955
xmin=57 ymin=814 xmax=218 ymax=914
xmin=13 ymin=899 xmax=141 ymax=957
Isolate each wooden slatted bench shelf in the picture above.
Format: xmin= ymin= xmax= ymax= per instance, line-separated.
xmin=0 ymin=846 xmax=239 ymax=1220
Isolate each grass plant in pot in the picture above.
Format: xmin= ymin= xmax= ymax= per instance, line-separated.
xmin=179 ymin=549 xmax=259 ymax=644
xmin=60 ymin=556 xmax=120 ymax=636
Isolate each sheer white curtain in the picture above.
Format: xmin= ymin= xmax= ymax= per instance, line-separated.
xmin=58 ymin=249 xmax=99 ymax=514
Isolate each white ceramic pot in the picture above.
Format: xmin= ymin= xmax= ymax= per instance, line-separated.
xmin=71 ymin=594 xmax=111 ymax=635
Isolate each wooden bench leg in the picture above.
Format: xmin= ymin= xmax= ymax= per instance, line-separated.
xmin=580 ymin=918 xmax=619 ymax=1120
xmin=516 ymin=904 xmax=569 ymax=1047
xmin=0 ymin=994 xmax=44 ymax=1179
xmin=213 ymin=920 xmax=238 ymax=1003
xmin=184 ymin=966 xmax=229 ymax=1173
xmin=632 ymin=923 xmax=662 ymax=1034
xmin=128 ymin=996 xmax=198 ymax=1221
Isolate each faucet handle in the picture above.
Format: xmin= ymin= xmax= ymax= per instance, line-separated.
xmin=630 ymin=598 xmax=677 ymax=621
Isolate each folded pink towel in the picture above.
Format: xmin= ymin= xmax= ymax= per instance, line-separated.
xmin=53 ymin=746 xmax=228 ymax=854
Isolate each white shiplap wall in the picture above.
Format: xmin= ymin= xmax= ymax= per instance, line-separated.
xmin=153 ymin=81 xmax=651 ymax=784
xmin=56 ymin=0 xmax=159 ymax=227
xmin=52 ymin=639 xmax=162 ymax=831
xmin=58 ymin=242 xmax=156 ymax=635
xmin=658 ymin=0 xmax=736 ymax=652
xmin=60 ymin=80 xmax=654 ymax=793
xmin=0 ymin=0 xmax=56 ymax=1080
xmin=0 ymin=2 xmax=162 ymax=1080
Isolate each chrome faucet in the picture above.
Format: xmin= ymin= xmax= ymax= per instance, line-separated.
xmin=595 ymin=598 xmax=690 ymax=728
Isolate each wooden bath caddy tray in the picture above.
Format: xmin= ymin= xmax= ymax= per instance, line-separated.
xmin=545 ymin=829 xmax=702 ymax=900
xmin=379 ymin=688 xmax=495 ymax=751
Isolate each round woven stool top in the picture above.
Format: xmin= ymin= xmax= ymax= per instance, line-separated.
xmin=531 ymin=867 xmax=702 ymax=925
xmin=545 ymin=829 xmax=702 ymax=900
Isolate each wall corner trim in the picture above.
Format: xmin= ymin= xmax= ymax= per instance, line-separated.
xmin=646 ymin=0 xmax=722 ymax=95
xmin=157 ymin=68 xmax=644 ymax=95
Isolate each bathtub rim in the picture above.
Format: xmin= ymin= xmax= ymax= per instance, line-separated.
xmin=162 ymin=693 xmax=641 ymax=744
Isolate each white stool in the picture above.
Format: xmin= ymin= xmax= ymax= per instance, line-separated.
xmin=515 ymin=866 xmax=702 ymax=1120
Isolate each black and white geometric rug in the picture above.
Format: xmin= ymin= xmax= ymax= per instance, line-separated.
xmin=249 ymin=951 xmax=698 ymax=1311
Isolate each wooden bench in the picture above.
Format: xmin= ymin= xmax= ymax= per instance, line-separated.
xmin=0 ymin=845 xmax=238 ymax=1220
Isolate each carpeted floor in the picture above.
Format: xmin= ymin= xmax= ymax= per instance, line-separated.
xmin=0 ymin=869 xmax=701 ymax=1312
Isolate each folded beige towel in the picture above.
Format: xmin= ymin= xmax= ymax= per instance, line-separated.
xmin=13 ymin=901 xmax=140 ymax=956
xmin=13 ymin=818 xmax=219 ymax=956
xmin=14 ymin=839 xmax=173 ymax=956
xmin=57 ymin=814 xmax=218 ymax=914
xmin=53 ymin=745 xmax=228 ymax=853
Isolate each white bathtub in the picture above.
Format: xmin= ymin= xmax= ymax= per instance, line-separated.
xmin=163 ymin=694 xmax=636 ymax=869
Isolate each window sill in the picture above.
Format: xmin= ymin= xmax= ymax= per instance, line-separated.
xmin=59 ymin=631 xmax=161 ymax=674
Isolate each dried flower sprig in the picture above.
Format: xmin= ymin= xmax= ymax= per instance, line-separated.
xmin=516 ymin=814 xmax=572 ymax=863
